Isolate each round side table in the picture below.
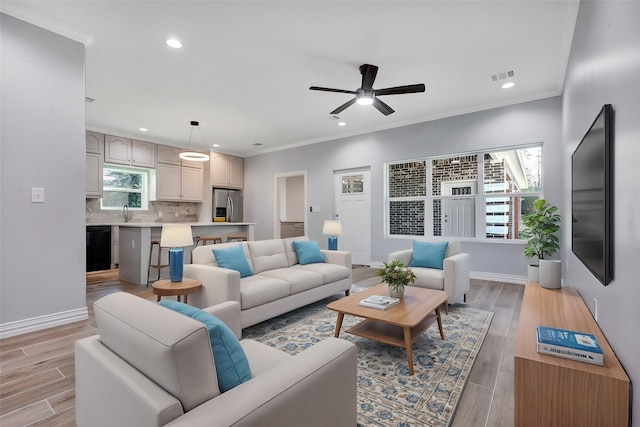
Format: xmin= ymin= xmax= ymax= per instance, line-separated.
xmin=152 ymin=278 xmax=202 ymax=305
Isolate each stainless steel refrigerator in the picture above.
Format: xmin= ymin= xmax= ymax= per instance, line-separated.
xmin=213 ymin=188 xmax=243 ymax=222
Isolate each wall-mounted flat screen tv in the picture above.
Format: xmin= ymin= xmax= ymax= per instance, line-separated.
xmin=571 ymin=104 xmax=614 ymax=286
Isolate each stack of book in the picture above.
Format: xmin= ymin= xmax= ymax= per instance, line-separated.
xmin=536 ymin=326 xmax=603 ymax=365
xmin=358 ymin=295 xmax=400 ymax=310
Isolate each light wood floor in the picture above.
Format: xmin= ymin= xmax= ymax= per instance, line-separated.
xmin=0 ymin=268 xmax=522 ymax=427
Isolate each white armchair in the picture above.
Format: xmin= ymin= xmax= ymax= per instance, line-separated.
xmin=388 ymin=239 xmax=470 ymax=311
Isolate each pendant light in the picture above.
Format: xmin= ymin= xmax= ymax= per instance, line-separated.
xmin=179 ymin=121 xmax=210 ymax=162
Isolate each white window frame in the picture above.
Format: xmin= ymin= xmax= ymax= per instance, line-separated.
xmin=100 ymin=164 xmax=150 ymax=211
xmin=384 ymin=143 xmax=543 ymax=241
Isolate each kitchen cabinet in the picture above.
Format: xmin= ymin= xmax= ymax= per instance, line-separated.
xmin=86 ymin=131 xmax=104 ymax=154
xmin=210 ymin=152 xmax=243 ymax=189
xmin=105 ymin=135 xmax=156 ymax=168
xmin=156 ymin=163 xmax=203 ymax=201
xmin=281 ymin=222 xmax=305 ymax=238
xmin=157 ymin=145 xmax=203 ymax=169
xmin=86 ymin=132 xmax=104 ymax=198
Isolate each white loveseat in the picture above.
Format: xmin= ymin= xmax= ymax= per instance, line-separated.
xmin=184 ymin=236 xmax=352 ymax=328
xmin=75 ymin=292 xmax=357 ymax=427
xmin=388 ymin=239 xmax=470 ymax=309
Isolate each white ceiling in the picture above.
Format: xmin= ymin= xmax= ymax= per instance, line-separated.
xmin=2 ymin=1 xmax=579 ymax=157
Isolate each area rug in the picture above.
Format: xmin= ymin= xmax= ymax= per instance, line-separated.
xmin=243 ymin=295 xmax=493 ymax=427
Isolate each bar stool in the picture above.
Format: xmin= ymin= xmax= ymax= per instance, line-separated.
xmin=194 ymin=235 xmax=223 ymax=246
xmin=148 ymin=240 xmax=169 ymax=284
xmin=226 ymin=232 xmax=247 ymax=242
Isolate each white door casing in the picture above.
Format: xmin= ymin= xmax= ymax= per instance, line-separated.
xmin=333 ymin=169 xmax=371 ymax=265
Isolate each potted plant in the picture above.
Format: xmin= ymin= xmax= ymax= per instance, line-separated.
xmin=377 ymin=259 xmax=416 ymax=298
xmin=521 ymin=198 xmax=561 ymax=288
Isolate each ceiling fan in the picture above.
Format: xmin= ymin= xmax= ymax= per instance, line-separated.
xmin=309 ymin=64 xmax=425 ymax=116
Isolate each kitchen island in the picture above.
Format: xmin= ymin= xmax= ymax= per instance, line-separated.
xmin=117 ymin=222 xmax=255 ymax=285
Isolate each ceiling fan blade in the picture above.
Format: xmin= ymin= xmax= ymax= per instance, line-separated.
xmin=309 ymin=86 xmax=357 ymax=94
xmin=330 ymin=98 xmax=357 ymax=115
xmin=374 ymin=84 xmax=426 ymax=96
xmin=359 ymin=64 xmax=378 ymax=90
xmin=372 ymin=97 xmax=395 ymax=116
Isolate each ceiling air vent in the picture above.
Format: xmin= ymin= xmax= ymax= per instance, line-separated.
xmin=252 ymin=142 xmax=263 ymax=146
xmin=490 ymin=70 xmax=515 ymax=82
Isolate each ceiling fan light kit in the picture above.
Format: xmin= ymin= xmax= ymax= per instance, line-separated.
xmin=310 ymin=64 xmax=425 ymax=116
xmin=179 ymin=120 xmax=210 ymax=162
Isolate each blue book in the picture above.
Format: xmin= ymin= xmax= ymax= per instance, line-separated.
xmin=536 ymin=326 xmax=603 ymax=365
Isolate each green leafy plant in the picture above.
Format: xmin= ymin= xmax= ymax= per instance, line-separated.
xmin=377 ymin=259 xmax=416 ymax=290
xmin=521 ymin=198 xmax=561 ymax=260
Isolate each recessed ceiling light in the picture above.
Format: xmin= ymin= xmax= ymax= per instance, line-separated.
xmin=338 ymin=122 xmax=346 ymax=126
xmin=166 ymin=39 xmax=182 ymax=48
xmin=502 ymin=82 xmax=515 ymax=89
xmin=139 ymin=127 xmax=148 ymax=132
xmin=212 ymin=144 xmax=220 ymax=147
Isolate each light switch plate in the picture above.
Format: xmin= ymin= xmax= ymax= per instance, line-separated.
xmin=31 ymin=188 xmax=45 ymax=203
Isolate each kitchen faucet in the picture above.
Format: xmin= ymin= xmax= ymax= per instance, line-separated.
xmin=122 ymin=204 xmax=129 ymax=222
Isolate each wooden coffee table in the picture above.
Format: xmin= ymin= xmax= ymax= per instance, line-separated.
xmin=327 ymin=283 xmax=448 ymax=375
xmin=152 ymin=278 xmax=202 ymax=304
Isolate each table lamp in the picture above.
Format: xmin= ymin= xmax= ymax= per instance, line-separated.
xmin=323 ymin=220 xmax=342 ymax=251
xmin=160 ymin=224 xmax=193 ymax=282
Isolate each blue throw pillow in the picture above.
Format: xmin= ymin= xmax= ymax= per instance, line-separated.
xmin=158 ymin=300 xmax=252 ymax=393
xmin=212 ymin=245 xmax=253 ymax=278
xmin=292 ymin=240 xmax=325 ymax=265
xmin=410 ymin=240 xmax=449 ymax=270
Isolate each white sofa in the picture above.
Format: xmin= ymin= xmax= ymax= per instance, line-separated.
xmin=75 ymin=292 xmax=357 ymax=427
xmin=184 ymin=236 xmax=352 ymax=328
xmin=388 ymin=239 xmax=470 ymax=309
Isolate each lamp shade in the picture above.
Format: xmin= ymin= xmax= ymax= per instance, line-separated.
xmin=160 ymin=224 xmax=193 ymax=247
xmin=323 ymin=220 xmax=342 ymax=235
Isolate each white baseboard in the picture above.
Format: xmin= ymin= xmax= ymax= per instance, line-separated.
xmin=0 ymin=307 xmax=89 ymax=339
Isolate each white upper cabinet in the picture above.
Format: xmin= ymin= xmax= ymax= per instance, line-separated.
xmin=210 ymin=152 xmax=243 ymax=189
xmin=131 ymin=140 xmax=156 ymax=168
xmin=156 ymin=163 xmax=203 ymax=201
xmin=105 ymin=135 xmax=156 ymax=168
xmin=86 ymin=132 xmax=104 ymax=198
xmin=86 ymin=131 xmax=104 ymax=154
xmin=157 ymin=145 xmax=181 ymax=165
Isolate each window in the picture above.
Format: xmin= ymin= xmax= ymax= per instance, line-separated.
xmin=101 ymin=165 xmax=150 ymax=210
xmin=385 ymin=144 xmax=542 ymax=240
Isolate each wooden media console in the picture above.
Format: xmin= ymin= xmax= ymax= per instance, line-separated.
xmin=514 ymin=282 xmax=630 ymax=426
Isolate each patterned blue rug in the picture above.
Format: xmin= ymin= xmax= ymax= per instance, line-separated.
xmin=243 ymin=295 xmax=493 ymax=427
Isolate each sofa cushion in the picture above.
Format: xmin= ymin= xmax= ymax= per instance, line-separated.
xmin=93 ymin=292 xmax=220 ymax=411
xmin=192 ymin=242 xmax=254 ymax=270
xmin=292 ymin=240 xmax=325 ymax=265
xmin=240 ymin=275 xmax=291 ymax=309
xmin=240 ymin=339 xmax=292 ymax=377
xmin=410 ymin=240 xmax=449 ymax=270
xmin=259 ymin=268 xmax=324 ymax=294
xmin=158 ymin=301 xmax=252 ymax=393
xmin=292 ymin=263 xmax=350 ymax=284
xmin=412 ymin=267 xmax=445 ymax=290
xmin=247 ymin=239 xmax=289 ymax=273
xmin=213 ymin=245 xmax=254 ymax=278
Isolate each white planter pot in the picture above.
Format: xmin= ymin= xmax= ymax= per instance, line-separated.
xmin=527 ymin=264 xmax=539 ymax=282
xmin=539 ymin=260 xmax=561 ymax=289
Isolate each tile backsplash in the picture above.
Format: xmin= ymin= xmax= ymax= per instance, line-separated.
xmin=86 ymin=199 xmax=200 ymax=224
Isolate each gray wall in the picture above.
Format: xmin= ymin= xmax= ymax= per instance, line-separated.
xmin=244 ymin=96 xmax=563 ymax=280
xmin=562 ymin=2 xmax=640 ymax=422
xmin=1 ymin=15 xmax=87 ymax=329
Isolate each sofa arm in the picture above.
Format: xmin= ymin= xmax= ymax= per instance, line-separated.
xmin=166 ymin=338 xmax=357 ymax=427
xmin=443 ymin=252 xmax=470 ymax=303
xmin=202 ymin=301 xmax=242 ymax=340
xmin=75 ymin=336 xmax=184 ymax=427
xmin=321 ymin=249 xmax=351 ymax=268
xmin=388 ymin=249 xmax=413 ymax=266
xmin=183 ymin=264 xmax=242 ymax=309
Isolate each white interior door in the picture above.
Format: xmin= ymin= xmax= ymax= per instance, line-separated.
xmin=333 ymin=169 xmax=371 ymax=265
